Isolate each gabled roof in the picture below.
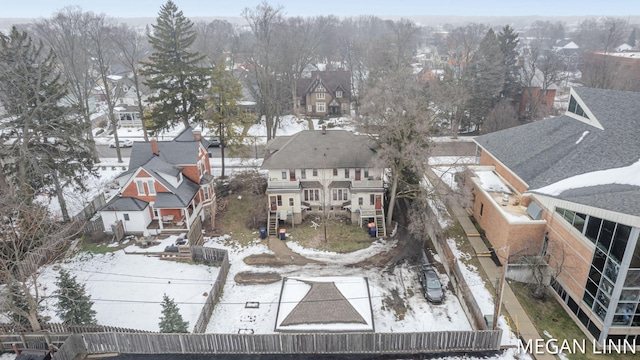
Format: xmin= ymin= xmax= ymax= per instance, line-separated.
xmin=101 ymin=197 xmax=148 ymax=212
xmin=261 ymin=130 xmax=377 ymax=169
xmin=474 ymin=87 xmax=640 ymax=217
xmin=296 ymin=71 xmax=351 ymax=98
xmin=173 ymin=125 xmax=212 ymax=148
xmin=128 ymin=141 xmax=201 ymax=169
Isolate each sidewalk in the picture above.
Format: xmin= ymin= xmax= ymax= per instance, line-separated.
xmin=451 ymin=206 xmax=556 ymax=360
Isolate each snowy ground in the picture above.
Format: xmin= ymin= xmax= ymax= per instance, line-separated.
xmin=37 ymin=234 xmax=218 ymax=332
xmin=204 ymin=236 xmax=471 ymax=334
xmin=9 ymin=115 xmax=534 ymax=359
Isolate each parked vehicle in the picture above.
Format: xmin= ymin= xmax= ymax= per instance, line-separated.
xmin=109 ymin=139 xmax=134 ymax=148
xmin=209 ymin=137 xmax=221 ymax=147
xmin=419 ymin=265 xmax=443 ymax=303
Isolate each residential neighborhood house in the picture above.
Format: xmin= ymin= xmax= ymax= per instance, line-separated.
xmin=100 ymin=126 xmax=215 ymax=245
xmin=468 ymin=86 xmax=640 ymax=346
xmin=296 ymin=70 xmax=352 ymax=117
xmin=261 ymin=128 xmax=386 ymax=237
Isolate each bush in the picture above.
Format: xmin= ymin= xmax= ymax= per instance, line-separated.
xmin=227 ymin=170 xmax=267 ymax=195
xmin=318 ymin=119 xmax=324 ymax=125
xmin=327 ymin=122 xmax=335 ymax=128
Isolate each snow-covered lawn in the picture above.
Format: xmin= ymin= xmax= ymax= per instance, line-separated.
xmin=38 ymin=235 xmax=218 ymax=332
xmin=204 ymin=236 xmax=471 ymax=334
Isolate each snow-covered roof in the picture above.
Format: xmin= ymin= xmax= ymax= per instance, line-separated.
xmin=475 ymin=87 xmax=640 ymax=217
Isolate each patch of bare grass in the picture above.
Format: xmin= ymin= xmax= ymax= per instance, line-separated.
xmin=287 ymin=217 xmax=375 ymax=253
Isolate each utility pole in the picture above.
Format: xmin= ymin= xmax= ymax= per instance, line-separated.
xmin=492 ymin=246 xmax=509 ymax=330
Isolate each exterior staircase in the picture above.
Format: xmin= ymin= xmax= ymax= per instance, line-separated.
xmin=267 ymin=211 xmax=279 ymax=236
xmin=375 ymin=210 xmax=386 ymax=237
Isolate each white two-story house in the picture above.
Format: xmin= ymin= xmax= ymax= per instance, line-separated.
xmin=261 ymin=128 xmax=386 ymax=236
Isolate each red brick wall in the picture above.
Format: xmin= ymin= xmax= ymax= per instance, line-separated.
xmin=543 ymin=211 xmax=593 ymax=299
xmin=121 ymin=171 xmax=169 ymax=201
xmin=472 ymin=186 xmax=546 ymax=263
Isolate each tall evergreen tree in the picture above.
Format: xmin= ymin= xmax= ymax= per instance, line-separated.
xmin=628 ymin=28 xmax=637 ymax=47
xmin=497 ymin=25 xmax=520 ymax=98
xmin=467 ymin=29 xmax=505 ymax=131
xmin=159 ymin=294 xmax=189 ymax=333
xmin=0 ymin=26 xmax=95 ymax=217
xmin=142 ymin=0 xmax=208 ymax=131
xmin=54 ymin=269 xmax=97 ymax=325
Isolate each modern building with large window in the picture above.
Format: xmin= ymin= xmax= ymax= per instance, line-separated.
xmin=469 ymin=87 xmax=640 ymax=346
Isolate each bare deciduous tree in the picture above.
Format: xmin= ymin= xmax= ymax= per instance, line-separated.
xmin=357 ymin=69 xmax=434 ymax=228
xmin=113 ymin=23 xmax=152 ymax=142
xmin=481 ymin=98 xmax=519 ymax=134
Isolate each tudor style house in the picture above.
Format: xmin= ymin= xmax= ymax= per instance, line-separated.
xmin=99 ymin=127 xmax=215 ymax=244
xmin=296 ymin=70 xmax=351 ymax=117
xmin=261 ymin=128 xmax=386 ymax=237
xmin=469 ymin=87 xmax=640 ymax=346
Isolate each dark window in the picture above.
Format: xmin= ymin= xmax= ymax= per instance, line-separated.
xmin=586 ymin=278 xmax=599 ymax=296
xmin=583 ymin=292 xmax=594 ymax=307
xmin=358 ymin=197 xmax=363 ymax=205
xmin=585 ymin=217 xmax=602 ymax=244
xmin=567 ymin=296 xmax=579 ymax=314
xmin=611 ymin=224 xmax=631 ymax=263
xmin=312 ymin=169 xmax=318 ymax=176
xmin=597 ymin=220 xmax=616 ymax=253
xmin=289 ymin=169 xmax=296 ymax=181
xmin=345 ymin=168 xmax=350 ymax=178
xmin=301 ymin=169 xmax=306 ymax=179
xmin=577 ymin=308 xmax=590 ymax=327
xmin=289 ymin=198 xmax=294 ymax=206
xmin=573 ymin=212 xmax=586 ymax=233
xmin=480 ymin=203 xmax=484 ymax=216
xmin=364 ymin=169 xmax=369 ymax=178
xmin=370 ymin=194 xmax=375 ymax=205
xmin=333 ymin=168 xmax=338 ymax=176
xmin=593 ymin=248 xmax=607 ymax=272
xmin=123 ymin=213 xmax=130 ymax=221
xmin=355 ymin=169 xmax=361 ymax=180
xmin=281 ymin=169 xmax=287 ymax=179
xmin=277 ymin=195 xmax=282 ymax=206
xmin=587 ymin=321 xmax=601 ymax=339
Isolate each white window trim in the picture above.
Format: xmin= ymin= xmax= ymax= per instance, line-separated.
xmin=336 ymin=90 xmax=342 ymax=98
xmin=147 ymin=180 xmax=156 ymax=195
xmin=136 ymin=180 xmax=145 ymax=195
xmin=317 ymin=102 xmax=326 ymax=113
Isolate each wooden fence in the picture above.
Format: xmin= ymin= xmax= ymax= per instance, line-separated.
xmin=46 ymin=330 xmax=501 ymax=359
xmin=191 ymin=247 xmax=230 ymax=333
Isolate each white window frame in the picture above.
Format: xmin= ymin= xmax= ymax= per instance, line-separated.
xmin=336 ymin=90 xmax=342 ymax=98
xmin=146 ymin=180 xmax=156 ymax=195
xmin=203 ymin=185 xmax=210 ymax=200
xmin=150 ymin=203 xmax=159 ymax=219
xmin=316 ymin=102 xmax=326 ymax=113
xmin=317 ymin=92 xmax=325 ymax=100
xmin=136 ymin=180 xmax=145 ymax=195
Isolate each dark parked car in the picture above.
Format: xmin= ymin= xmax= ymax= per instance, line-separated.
xmin=419 ymin=265 xmax=443 ymax=303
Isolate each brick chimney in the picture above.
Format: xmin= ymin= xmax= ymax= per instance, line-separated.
xmin=193 ymin=129 xmax=202 ymax=142
xmin=151 ymin=139 xmax=159 ymax=155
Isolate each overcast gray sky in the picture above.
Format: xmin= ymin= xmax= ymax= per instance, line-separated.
xmin=1 ymin=0 xmax=639 ymax=18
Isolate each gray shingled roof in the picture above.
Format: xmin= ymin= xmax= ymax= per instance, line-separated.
xmin=128 ymin=141 xmax=201 ymax=169
xmin=101 ymin=197 xmax=148 ymax=211
xmin=474 ymin=87 xmax=640 ymax=217
xmin=261 ymin=130 xmax=376 ymax=169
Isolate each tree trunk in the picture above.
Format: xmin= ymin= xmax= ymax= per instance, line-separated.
xmin=386 ymin=171 xmax=399 ymax=229
xmin=52 ymin=171 xmax=70 ymax=222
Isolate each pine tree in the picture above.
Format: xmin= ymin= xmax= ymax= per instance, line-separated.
xmin=7 ymin=283 xmax=32 ymax=330
xmin=0 ymin=26 xmax=95 ymax=217
xmin=497 ymin=25 xmax=520 ymax=98
xmin=54 ymin=269 xmax=97 ymax=325
xmin=628 ymin=28 xmax=637 ymax=47
xmin=468 ymin=28 xmax=505 ymax=131
xmin=142 ymin=0 xmax=208 ymax=131
xmin=159 ymin=294 xmax=189 ymax=333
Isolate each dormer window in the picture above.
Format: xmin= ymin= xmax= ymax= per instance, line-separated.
xmin=336 ymin=90 xmax=342 ymax=98
xmin=317 ymin=92 xmax=325 ymax=100
xmin=568 ymin=95 xmax=589 ymax=119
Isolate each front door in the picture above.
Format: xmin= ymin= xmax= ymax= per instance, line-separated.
xmin=375 ymin=195 xmax=382 ymax=210
xmin=270 ymin=196 xmax=278 ymax=211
